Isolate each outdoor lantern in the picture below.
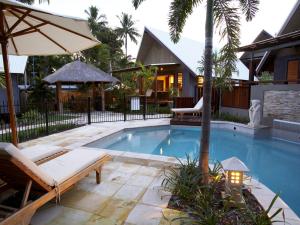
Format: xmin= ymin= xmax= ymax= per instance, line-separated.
xmin=221 ymin=157 xmax=250 ymax=205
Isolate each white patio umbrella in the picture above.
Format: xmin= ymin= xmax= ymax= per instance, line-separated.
xmin=0 ymin=0 xmax=99 ymax=146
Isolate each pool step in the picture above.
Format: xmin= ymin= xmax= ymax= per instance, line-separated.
xmin=272 ymin=119 xmax=300 ymax=143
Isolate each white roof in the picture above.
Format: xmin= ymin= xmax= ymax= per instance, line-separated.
xmin=0 ymin=55 xmax=28 ymax=74
xmin=221 ymin=157 xmax=250 ymax=172
xmin=146 ymin=27 xmax=249 ymax=80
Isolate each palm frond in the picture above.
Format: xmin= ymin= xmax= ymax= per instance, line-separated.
xmin=132 ymin=0 xmax=146 ymax=9
xmin=0 ymin=74 xmax=6 ymax=88
xmin=239 ymin=0 xmax=259 ymax=21
xmin=213 ymin=0 xmax=240 ymax=78
xmin=168 ymin=0 xmax=203 ymax=43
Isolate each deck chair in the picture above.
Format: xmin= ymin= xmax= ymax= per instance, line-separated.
xmin=171 ymin=97 xmax=203 ymax=119
xmin=0 ymin=142 xmax=111 ymax=225
xmin=20 ymin=144 xmax=67 ymax=164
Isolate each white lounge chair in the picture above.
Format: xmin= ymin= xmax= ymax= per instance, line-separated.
xmin=20 ymin=144 xmax=67 ymax=164
xmin=171 ymin=97 xmax=203 ymax=118
xmin=0 ymin=142 xmax=111 ymax=225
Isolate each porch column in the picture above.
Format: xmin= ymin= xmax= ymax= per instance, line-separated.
xmin=249 ymin=52 xmax=255 ymax=82
xmin=154 ymin=71 xmax=158 ymax=105
xmin=56 ymin=82 xmax=63 ymax=113
xmin=139 ymin=76 xmax=144 ymax=95
xmin=174 ymin=73 xmax=178 ymax=96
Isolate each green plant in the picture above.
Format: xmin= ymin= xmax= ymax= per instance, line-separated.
xmin=162 ymin=155 xmax=202 ymax=203
xmin=213 ymin=112 xmax=249 ymax=124
xmin=18 ymin=109 xmax=44 ymax=124
xmin=0 ymin=74 xmax=6 ymax=88
xmin=259 ymin=71 xmax=273 ymax=83
xmin=241 ymin=194 xmax=283 ymax=225
xmin=28 ymin=76 xmax=54 ymax=106
xmin=136 ymin=63 xmax=157 ymax=94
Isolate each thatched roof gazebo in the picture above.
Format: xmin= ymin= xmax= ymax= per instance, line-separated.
xmin=43 ymin=60 xmax=119 ymax=111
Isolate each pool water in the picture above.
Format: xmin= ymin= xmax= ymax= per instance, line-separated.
xmin=86 ymin=125 xmax=300 ymax=216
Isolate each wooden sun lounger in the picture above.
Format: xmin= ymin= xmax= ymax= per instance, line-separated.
xmin=171 ymin=97 xmax=203 ymax=119
xmin=0 ymin=143 xmax=112 ymax=225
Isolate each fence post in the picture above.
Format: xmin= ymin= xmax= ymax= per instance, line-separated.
xmin=45 ymin=102 xmax=49 ymax=135
xmin=123 ymin=95 xmax=127 ymax=121
xmin=87 ymin=97 xmax=91 ymax=125
xmin=143 ymin=96 xmax=146 ymax=120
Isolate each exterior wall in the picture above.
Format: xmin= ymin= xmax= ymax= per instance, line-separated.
xmin=273 ymin=47 xmax=300 ymax=80
xmin=251 ymin=84 xmax=300 ymax=125
xmin=220 ymin=106 xmax=249 ymax=119
xmin=0 ymin=74 xmax=20 ymax=114
xmin=140 ymin=39 xmax=180 ymax=65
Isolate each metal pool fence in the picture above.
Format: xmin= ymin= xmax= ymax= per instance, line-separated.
xmin=0 ymin=95 xmax=173 ymax=143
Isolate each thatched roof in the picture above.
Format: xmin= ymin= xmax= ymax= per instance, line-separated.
xmin=43 ymin=60 xmax=119 ymax=84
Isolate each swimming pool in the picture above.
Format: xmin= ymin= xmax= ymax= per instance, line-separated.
xmin=86 ymin=125 xmax=300 ymax=216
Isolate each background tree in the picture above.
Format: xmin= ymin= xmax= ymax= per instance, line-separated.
xmin=136 ymin=63 xmax=157 ymax=94
xmin=28 ymin=76 xmax=54 ymax=106
xmin=116 ymin=13 xmax=141 ymax=57
xmin=198 ymin=51 xmax=233 ymax=116
xmin=133 ymin=0 xmax=259 ymax=184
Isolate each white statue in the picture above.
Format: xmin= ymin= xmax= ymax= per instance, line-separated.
xmin=248 ymin=100 xmax=261 ymax=128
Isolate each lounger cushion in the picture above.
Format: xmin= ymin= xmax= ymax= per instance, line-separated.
xmin=0 ymin=143 xmax=56 ymax=186
xmin=39 ymin=149 xmax=106 ymax=184
xmin=21 ymin=145 xmax=63 ymax=162
xmin=171 ymin=108 xmax=201 ymax=113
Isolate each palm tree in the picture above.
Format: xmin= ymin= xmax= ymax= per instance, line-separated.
xmin=133 ymin=0 xmax=259 ymax=184
xmin=84 ymin=6 xmax=108 ymax=36
xmin=116 ymin=13 xmax=141 ymax=57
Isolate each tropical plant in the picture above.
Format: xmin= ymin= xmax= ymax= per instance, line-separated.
xmin=84 ymin=6 xmax=108 ymax=36
xmin=259 ymin=71 xmax=273 ymax=83
xmin=133 ymin=0 xmax=260 ymax=184
xmin=0 ymin=74 xmax=6 ymax=88
xmin=116 ymin=13 xmax=141 ymax=57
xmin=136 ymin=63 xmax=157 ymax=94
xmin=28 ymin=76 xmax=54 ymax=106
xmin=18 ymin=109 xmax=44 ymax=124
xmin=241 ymin=193 xmax=284 ymax=225
xmin=162 ymin=155 xmax=202 ymax=203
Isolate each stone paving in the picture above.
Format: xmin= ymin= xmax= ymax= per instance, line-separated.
xmin=31 ymin=161 xmax=184 ymax=225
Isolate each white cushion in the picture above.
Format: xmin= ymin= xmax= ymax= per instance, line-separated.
xmin=172 ymin=108 xmax=201 ymax=113
xmin=0 ymin=142 xmax=55 ymax=187
xmin=21 ymin=145 xmax=63 ymax=162
xmin=39 ymin=149 xmax=106 ymax=184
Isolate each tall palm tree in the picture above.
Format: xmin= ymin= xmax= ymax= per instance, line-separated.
xmin=133 ymin=0 xmax=259 ymax=184
xmin=116 ymin=13 xmax=141 ymax=57
xmin=84 ymin=6 xmax=108 ymax=36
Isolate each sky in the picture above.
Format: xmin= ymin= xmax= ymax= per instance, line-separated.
xmin=34 ymin=0 xmax=298 ymax=58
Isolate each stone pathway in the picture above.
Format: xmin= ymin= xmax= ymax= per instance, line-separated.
xmin=31 ymin=161 xmax=184 ymax=225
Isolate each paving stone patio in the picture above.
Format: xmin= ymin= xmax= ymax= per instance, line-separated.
xmin=31 ymin=161 xmax=177 ymax=225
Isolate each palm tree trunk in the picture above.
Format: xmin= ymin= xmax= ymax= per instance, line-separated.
xmin=125 ymin=34 xmax=128 ymax=57
xmin=199 ymin=0 xmax=214 ymax=184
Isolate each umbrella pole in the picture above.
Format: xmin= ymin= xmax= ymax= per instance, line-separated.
xmin=1 ymin=41 xmax=18 ymax=146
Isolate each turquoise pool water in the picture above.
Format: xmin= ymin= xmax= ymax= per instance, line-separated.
xmin=86 ymin=125 xmax=300 ymax=216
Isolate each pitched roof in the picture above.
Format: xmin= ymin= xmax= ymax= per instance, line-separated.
xmin=256 ymin=0 xmax=300 ymax=73
xmin=0 ymin=55 xmax=28 ymax=74
xmin=137 ymin=27 xmax=249 ymax=80
xmin=43 ymin=60 xmax=119 ymax=84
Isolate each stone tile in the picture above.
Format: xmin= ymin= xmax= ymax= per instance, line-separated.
xmin=148 ymin=175 xmax=165 ymax=189
xmin=136 ymin=166 xmax=161 ymax=177
xmin=103 ymin=161 xmax=124 ymax=171
xmin=159 ymin=208 xmax=187 ymax=225
xmin=33 ymin=206 xmax=93 ymax=225
xmin=126 ymin=174 xmax=154 ymax=187
xmin=77 ymin=180 xmax=123 ymax=197
xmin=31 ymin=203 xmax=64 ymax=225
xmin=98 ymin=198 xmax=136 ymax=222
xmin=125 ymin=203 xmax=163 ymax=225
xmin=86 ymin=215 xmax=121 ymax=225
xmin=140 ymin=187 xmax=171 ymax=208
xmin=107 ymin=170 xmax=134 ymax=184
xmin=116 ymin=163 xmax=141 ymax=174
xmin=114 ymin=184 xmax=146 ymax=201
xmin=60 ymin=189 xmax=109 ymax=214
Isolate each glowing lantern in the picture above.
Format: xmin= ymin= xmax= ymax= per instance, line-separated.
xmin=221 ymin=157 xmax=249 ymax=205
